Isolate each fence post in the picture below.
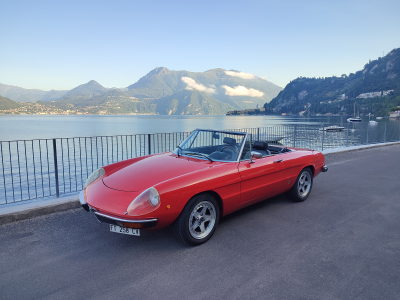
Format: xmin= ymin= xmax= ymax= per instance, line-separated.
xmin=257 ymin=127 xmax=260 ymax=141
xmin=148 ymin=134 xmax=151 ymax=155
xmin=52 ymin=139 xmax=60 ymax=198
xmin=384 ymin=123 xmax=387 ymax=143
xmin=366 ymin=123 xmax=369 ymax=144
xmin=321 ymin=123 xmax=324 ymax=151
xmin=293 ymin=125 xmax=297 ymax=147
xmin=347 ymin=123 xmax=349 ymax=147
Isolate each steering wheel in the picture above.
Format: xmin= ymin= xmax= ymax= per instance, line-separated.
xmin=219 ymin=146 xmax=238 ymax=154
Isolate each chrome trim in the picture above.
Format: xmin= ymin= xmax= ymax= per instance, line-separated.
xmin=237 ymin=132 xmax=248 ymax=162
xmin=94 ymin=212 xmax=158 ymax=224
xmin=194 ymin=128 xmax=247 ymax=135
xmin=174 ymin=129 xmax=248 ymax=163
xmin=79 ymin=190 xmax=87 ymax=205
xmin=322 ymin=165 xmax=328 ymax=172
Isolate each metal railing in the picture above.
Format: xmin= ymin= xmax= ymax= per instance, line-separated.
xmin=1 ymin=123 xmax=399 ymax=205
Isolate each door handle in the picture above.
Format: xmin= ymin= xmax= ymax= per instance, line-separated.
xmin=274 ymin=159 xmax=283 ymax=163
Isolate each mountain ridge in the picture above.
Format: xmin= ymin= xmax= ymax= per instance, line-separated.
xmin=0 ymin=67 xmax=283 ymax=115
xmin=264 ymin=47 xmax=400 ymax=117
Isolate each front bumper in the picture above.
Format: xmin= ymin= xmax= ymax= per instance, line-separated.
xmin=94 ymin=212 xmax=158 ymax=229
xmin=79 ymin=191 xmax=158 ymax=229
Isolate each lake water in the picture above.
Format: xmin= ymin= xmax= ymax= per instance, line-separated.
xmin=1 ymin=114 xmax=399 ymax=142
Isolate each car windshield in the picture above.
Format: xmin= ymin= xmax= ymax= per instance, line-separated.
xmin=175 ymin=129 xmax=246 ymax=162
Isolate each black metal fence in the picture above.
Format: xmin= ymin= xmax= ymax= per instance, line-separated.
xmin=1 ymin=123 xmax=399 ymax=205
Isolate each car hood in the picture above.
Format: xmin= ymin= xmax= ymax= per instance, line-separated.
xmin=102 ymin=153 xmax=213 ymax=192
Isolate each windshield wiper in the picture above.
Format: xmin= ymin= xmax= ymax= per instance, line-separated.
xmin=185 ymin=152 xmax=213 ymax=162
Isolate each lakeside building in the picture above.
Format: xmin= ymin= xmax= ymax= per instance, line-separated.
xmin=357 ymin=90 xmax=394 ymax=99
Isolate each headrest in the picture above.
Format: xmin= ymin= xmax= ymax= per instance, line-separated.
xmin=223 ymin=137 xmax=236 ymax=145
xmin=253 ymin=141 xmax=268 ymax=150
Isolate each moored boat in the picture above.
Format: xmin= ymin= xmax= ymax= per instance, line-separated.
xmin=320 ymin=125 xmax=345 ymax=132
xmin=348 ymin=102 xmax=362 ymax=122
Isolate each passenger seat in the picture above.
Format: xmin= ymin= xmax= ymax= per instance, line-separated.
xmin=252 ymin=141 xmax=271 ymax=157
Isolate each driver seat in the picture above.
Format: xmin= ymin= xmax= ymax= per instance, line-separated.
xmin=216 ymin=137 xmax=238 ymax=152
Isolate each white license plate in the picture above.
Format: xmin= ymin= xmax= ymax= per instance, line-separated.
xmin=109 ymin=224 xmax=140 ymax=236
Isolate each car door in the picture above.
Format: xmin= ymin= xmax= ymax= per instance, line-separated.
xmin=238 ymin=152 xmax=288 ymax=204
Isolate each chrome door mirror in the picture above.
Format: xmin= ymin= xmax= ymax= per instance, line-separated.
xmin=249 ymin=151 xmax=262 ymax=164
xmin=251 ymin=151 xmax=262 ymax=159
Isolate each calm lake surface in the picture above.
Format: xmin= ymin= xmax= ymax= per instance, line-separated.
xmin=0 ymin=115 xmax=399 ymax=143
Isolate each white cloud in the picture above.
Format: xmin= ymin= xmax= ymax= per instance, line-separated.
xmin=222 ymin=85 xmax=264 ymax=97
xmin=225 ymin=71 xmax=255 ymax=80
xmin=181 ymin=77 xmax=215 ymax=94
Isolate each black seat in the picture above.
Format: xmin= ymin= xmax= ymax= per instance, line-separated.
xmin=252 ymin=141 xmax=271 ymax=157
xmin=216 ymin=137 xmax=238 ymax=152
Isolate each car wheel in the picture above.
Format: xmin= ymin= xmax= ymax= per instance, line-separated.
xmin=287 ymin=167 xmax=313 ymax=202
xmin=174 ymin=194 xmax=220 ymax=246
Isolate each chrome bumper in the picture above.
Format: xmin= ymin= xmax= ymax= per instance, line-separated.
xmin=79 ymin=191 xmax=90 ymax=211
xmin=322 ymin=165 xmax=328 ymax=172
xmin=94 ymin=212 xmax=158 ymax=229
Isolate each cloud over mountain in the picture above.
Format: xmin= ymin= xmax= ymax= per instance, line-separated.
xmin=225 ymin=71 xmax=255 ymax=80
xmin=222 ymin=85 xmax=264 ymax=97
xmin=181 ymin=77 xmax=216 ymax=93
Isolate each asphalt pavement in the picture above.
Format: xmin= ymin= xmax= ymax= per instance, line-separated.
xmin=1 ymin=144 xmax=400 ymax=300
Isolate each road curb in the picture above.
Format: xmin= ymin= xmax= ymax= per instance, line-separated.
xmin=322 ymin=141 xmax=400 ymax=156
xmin=0 ymin=195 xmax=80 ymax=225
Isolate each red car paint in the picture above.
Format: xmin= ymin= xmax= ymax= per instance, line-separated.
xmin=84 ymin=147 xmax=325 ymax=230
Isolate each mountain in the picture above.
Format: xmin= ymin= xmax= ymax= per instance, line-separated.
xmin=154 ymin=90 xmax=235 ymax=115
xmin=265 ymin=47 xmax=400 ymax=116
xmin=41 ymin=89 xmax=68 ymax=101
xmin=1 ymin=68 xmax=282 ymax=115
xmin=128 ymin=67 xmax=282 ymax=110
xmin=0 ymin=95 xmax=21 ymax=110
xmin=0 ymin=83 xmax=47 ymax=102
xmin=0 ymin=83 xmax=67 ymax=102
xmin=63 ymin=80 xmax=109 ymax=98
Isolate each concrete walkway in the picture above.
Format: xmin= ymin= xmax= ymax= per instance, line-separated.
xmin=1 ymin=140 xmax=400 ymax=225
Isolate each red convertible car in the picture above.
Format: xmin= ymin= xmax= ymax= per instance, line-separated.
xmin=80 ymin=129 xmax=327 ymax=245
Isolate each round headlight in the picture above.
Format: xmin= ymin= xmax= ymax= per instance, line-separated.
xmin=85 ymin=168 xmax=105 ymax=188
xmin=127 ymin=187 xmax=161 ymax=216
xmin=148 ymin=187 xmax=160 ymax=207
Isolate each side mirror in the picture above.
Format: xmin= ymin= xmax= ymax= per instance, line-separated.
xmin=249 ymin=151 xmax=262 ymax=163
xmin=251 ymin=151 xmax=262 ymax=159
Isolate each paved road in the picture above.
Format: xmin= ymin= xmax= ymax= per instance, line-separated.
xmin=1 ymin=145 xmax=400 ymax=300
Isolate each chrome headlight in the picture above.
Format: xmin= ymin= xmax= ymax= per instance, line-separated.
xmin=127 ymin=187 xmax=160 ymax=216
xmin=85 ymin=168 xmax=105 ymax=188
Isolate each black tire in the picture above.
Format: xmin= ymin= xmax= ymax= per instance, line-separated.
xmin=287 ymin=167 xmax=313 ymax=202
xmin=173 ymin=194 xmax=220 ymax=246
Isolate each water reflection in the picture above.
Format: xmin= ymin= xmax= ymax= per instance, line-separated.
xmin=0 ymin=115 xmax=399 ymax=142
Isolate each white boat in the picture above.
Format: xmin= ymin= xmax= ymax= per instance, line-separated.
xmin=376 ymin=117 xmax=383 ymax=119
xmin=348 ymin=102 xmax=362 ymax=122
xmin=347 ymin=117 xmax=362 ymax=122
xmin=320 ymin=125 xmax=345 ymax=132
xmin=368 ymin=113 xmax=377 ymax=125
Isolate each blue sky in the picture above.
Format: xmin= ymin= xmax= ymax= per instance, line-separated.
xmin=1 ymin=0 xmax=399 ymax=91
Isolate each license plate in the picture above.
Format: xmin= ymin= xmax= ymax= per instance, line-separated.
xmin=109 ymin=224 xmax=140 ymax=236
